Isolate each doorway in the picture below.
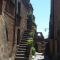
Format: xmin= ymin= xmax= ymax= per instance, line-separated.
xmin=17 ymin=29 xmax=20 ymax=45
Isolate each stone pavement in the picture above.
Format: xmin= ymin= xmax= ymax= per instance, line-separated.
xmin=32 ymin=52 xmax=44 ymax=60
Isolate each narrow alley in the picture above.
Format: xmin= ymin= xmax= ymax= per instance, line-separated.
xmin=0 ymin=0 xmax=60 ymax=60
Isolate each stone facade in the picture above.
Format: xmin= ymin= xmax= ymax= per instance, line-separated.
xmin=0 ymin=0 xmax=34 ymax=60
xmin=0 ymin=15 xmax=9 ymax=60
xmin=49 ymin=0 xmax=60 ymax=59
xmin=35 ymin=32 xmax=45 ymax=53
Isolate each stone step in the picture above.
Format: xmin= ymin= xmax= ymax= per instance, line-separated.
xmin=23 ymin=36 xmax=29 ymax=38
xmin=23 ymin=35 xmax=30 ymax=37
xmin=21 ymin=40 xmax=27 ymax=42
xmin=22 ymin=38 xmax=29 ymax=40
xmin=15 ymin=31 xmax=29 ymax=60
xmin=17 ymin=48 xmax=27 ymax=51
xmin=21 ymin=39 xmax=27 ymax=41
xmin=16 ymin=57 xmax=25 ymax=58
xmin=16 ymin=54 xmax=25 ymax=57
xmin=23 ymin=36 xmax=31 ymax=39
xmin=23 ymin=32 xmax=28 ymax=34
xmin=16 ymin=54 xmax=25 ymax=55
xmin=23 ymin=33 xmax=29 ymax=36
xmin=17 ymin=51 xmax=26 ymax=52
xmin=20 ymin=42 xmax=27 ymax=44
xmin=17 ymin=50 xmax=26 ymax=54
xmin=19 ymin=46 xmax=27 ymax=48
xmin=20 ymin=44 xmax=27 ymax=46
xmin=18 ymin=48 xmax=27 ymax=51
xmin=15 ymin=57 xmax=27 ymax=60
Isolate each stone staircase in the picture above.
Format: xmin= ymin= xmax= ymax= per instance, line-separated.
xmin=15 ymin=31 xmax=31 ymax=60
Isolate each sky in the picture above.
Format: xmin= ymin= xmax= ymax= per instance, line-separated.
xmin=30 ymin=0 xmax=51 ymax=39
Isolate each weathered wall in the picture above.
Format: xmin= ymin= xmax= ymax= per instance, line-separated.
xmin=0 ymin=0 xmax=30 ymax=60
xmin=0 ymin=15 xmax=9 ymax=60
xmin=0 ymin=13 xmax=16 ymax=60
xmin=19 ymin=1 xmax=28 ymax=40
xmin=49 ymin=0 xmax=60 ymax=58
xmin=4 ymin=12 xmax=15 ymax=58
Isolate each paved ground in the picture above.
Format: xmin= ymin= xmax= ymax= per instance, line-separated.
xmin=32 ymin=52 xmax=44 ymax=60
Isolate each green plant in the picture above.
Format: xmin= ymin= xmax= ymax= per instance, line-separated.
xmin=31 ymin=47 xmax=36 ymax=55
xmin=27 ymin=38 xmax=33 ymax=46
xmin=29 ymin=31 xmax=35 ymax=38
xmin=26 ymin=38 xmax=36 ymax=56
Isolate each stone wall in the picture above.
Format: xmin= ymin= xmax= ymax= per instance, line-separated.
xmin=0 ymin=15 xmax=9 ymax=60
xmin=4 ymin=12 xmax=14 ymax=55
xmin=49 ymin=0 xmax=60 ymax=57
xmin=0 ymin=0 xmax=31 ymax=60
xmin=19 ymin=1 xmax=28 ymax=40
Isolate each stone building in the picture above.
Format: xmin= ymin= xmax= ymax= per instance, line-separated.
xmin=49 ymin=0 xmax=60 ymax=59
xmin=0 ymin=0 xmax=36 ymax=60
xmin=35 ymin=32 xmax=45 ymax=53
